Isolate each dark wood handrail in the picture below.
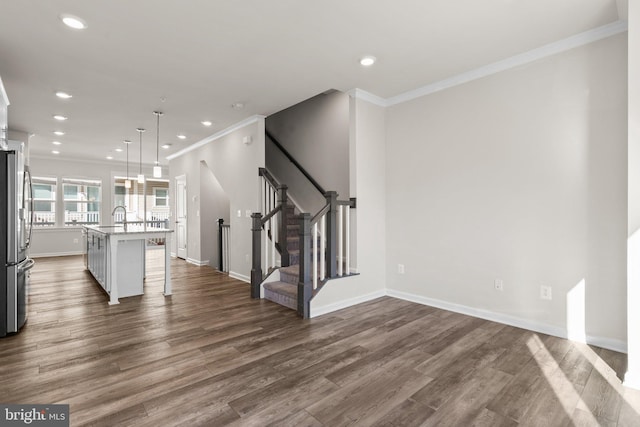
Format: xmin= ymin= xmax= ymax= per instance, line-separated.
xmin=261 ymin=204 xmax=282 ymax=225
xmin=258 ymin=167 xmax=280 ymax=189
xmin=265 ymin=129 xmax=326 ymax=195
xmin=311 ymin=202 xmax=331 ymax=224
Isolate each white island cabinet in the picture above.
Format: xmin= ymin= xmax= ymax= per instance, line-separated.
xmin=84 ymin=226 xmax=173 ymax=305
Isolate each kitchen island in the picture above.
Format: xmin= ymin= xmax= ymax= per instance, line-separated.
xmin=84 ymin=225 xmax=173 ymax=305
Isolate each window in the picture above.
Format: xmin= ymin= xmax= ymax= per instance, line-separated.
xmin=32 ymin=177 xmax=57 ymax=227
xmin=154 ymin=188 xmax=168 ymax=207
xmin=112 ymin=177 xmax=169 ymax=228
xmin=63 ymin=178 xmax=101 ymax=226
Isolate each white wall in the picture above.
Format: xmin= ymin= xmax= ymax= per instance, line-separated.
xmin=310 ymin=96 xmax=387 ymax=315
xmin=385 ymin=34 xmax=628 ymax=348
xmin=169 ymin=118 xmax=265 ymax=279
xmin=28 ymin=156 xmax=159 ymax=257
xmin=626 ymin=1 xmax=640 ymax=388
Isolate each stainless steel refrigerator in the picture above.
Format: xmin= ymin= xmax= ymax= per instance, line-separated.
xmin=1 ymin=140 xmax=34 ymax=337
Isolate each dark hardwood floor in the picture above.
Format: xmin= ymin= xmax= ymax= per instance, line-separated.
xmin=1 ymin=252 xmax=639 ymax=426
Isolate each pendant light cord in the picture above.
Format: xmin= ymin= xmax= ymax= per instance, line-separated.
xmin=155 ymin=111 xmax=161 ymax=165
xmin=136 ymin=128 xmax=145 ymax=177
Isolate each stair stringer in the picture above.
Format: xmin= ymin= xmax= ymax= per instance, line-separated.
xmin=260 ymin=268 xmax=281 ymax=299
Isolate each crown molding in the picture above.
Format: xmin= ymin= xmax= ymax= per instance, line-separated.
xmin=386 ymin=20 xmax=627 ymax=106
xmin=347 ymin=88 xmax=389 ymax=107
xmin=166 ymin=114 xmax=266 ymax=161
xmin=350 ymin=20 xmax=628 ymax=108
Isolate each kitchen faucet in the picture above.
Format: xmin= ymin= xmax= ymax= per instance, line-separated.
xmin=112 ymin=206 xmax=127 ymax=231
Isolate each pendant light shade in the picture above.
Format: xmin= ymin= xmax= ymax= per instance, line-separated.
xmin=153 ymin=111 xmax=163 ymax=178
xmin=124 ymin=139 xmax=132 ymax=189
xmin=137 ymin=128 xmax=145 ymax=184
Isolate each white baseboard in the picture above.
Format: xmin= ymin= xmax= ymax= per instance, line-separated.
xmin=229 ymin=271 xmax=250 ymax=283
xmin=186 ymin=258 xmax=209 ymax=266
xmin=586 ymin=335 xmax=627 ymax=354
xmin=310 ymin=289 xmax=387 ymax=318
xmin=31 ymin=251 xmax=83 ymax=258
xmin=386 ymin=288 xmax=627 ymax=354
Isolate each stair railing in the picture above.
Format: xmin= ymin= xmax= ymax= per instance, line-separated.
xmin=298 ymin=192 xmax=356 ymax=317
xmin=251 ymin=169 xmax=291 ymax=298
xmin=217 ymin=219 xmax=230 ymax=272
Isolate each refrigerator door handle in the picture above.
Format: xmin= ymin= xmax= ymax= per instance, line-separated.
xmin=23 ymin=167 xmax=33 ymax=249
xmin=17 ymin=258 xmax=35 ymax=273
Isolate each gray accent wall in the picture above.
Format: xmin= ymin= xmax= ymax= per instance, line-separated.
xmin=266 ymin=91 xmax=350 ymax=206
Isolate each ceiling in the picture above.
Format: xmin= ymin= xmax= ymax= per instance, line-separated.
xmin=0 ymin=0 xmax=627 ymax=166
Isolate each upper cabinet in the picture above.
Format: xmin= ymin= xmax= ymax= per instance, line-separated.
xmin=0 ymin=75 xmax=8 ymax=150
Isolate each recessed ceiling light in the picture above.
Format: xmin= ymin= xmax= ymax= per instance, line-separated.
xmin=53 ymin=115 xmax=68 ymax=121
xmin=55 ymin=91 xmax=72 ymax=99
xmin=115 ymin=148 xmax=123 ymax=152
xmin=177 ymin=134 xmax=186 ymax=140
xmin=106 ymin=156 xmax=113 ymax=160
xmin=360 ymin=55 xmax=377 ymax=66
xmin=162 ymin=144 xmax=171 ymax=149
xmin=52 ymin=141 xmax=62 ymax=145
xmin=231 ymin=102 xmax=244 ymax=110
xmin=52 ymin=150 xmax=60 ymax=155
xmin=201 ymin=120 xmax=212 ymax=127
xmin=53 ymin=131 xmax=65 ymax=136
xmin=60 ymin=14 xmax=87 ymax=30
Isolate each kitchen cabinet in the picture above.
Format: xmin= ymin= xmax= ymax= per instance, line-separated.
xmin=84 ymin=226 xmax=173 ymax=304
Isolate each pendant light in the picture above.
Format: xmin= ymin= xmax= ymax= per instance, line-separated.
xmin=124 ymin=140 xmax=132 ymax=189
xmin=153 ymin=111 xmax=163 ymax=178
xmin=136 ymin=128 xmax=145 ymax=184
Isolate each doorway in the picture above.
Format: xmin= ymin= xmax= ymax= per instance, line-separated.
xmin=175 ymin=175 xmax=187 ymax=259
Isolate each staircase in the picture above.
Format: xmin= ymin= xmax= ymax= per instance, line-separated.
xmin=252 ymin=167 xmax=355 ymax=318
xmin=263 ymin=205 xmax=300 ymax=310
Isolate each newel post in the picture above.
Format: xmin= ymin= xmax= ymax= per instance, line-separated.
xmin=250 ymin=213 xmax=263 ymax=299
xmin=324 ymin=191 xmax=338 ymax=278
xmin=217 ymin=218 xmax=224 ymax=271
xmin=298 ymin=213 xmax=312 ymax=318
xmin=277 ymin=184 xmax=290 ymax=267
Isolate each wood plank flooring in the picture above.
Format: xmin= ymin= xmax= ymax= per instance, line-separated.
xmin=1 ymin=253 xmax=639 ymax=426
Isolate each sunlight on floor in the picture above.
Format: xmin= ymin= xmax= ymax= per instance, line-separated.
xmin=526 ymin=334 xmax=599 ymax=424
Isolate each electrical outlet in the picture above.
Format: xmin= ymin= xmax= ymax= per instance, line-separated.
xmin=540 ymin=285 xmax=552 ymax=300
xmin=397 ymin=264 xmax=405 ymax=274
xmin=494 ymin=279 xmax=503 ymax=291
xmin=73 ymin=238 xmax=79 ymax=244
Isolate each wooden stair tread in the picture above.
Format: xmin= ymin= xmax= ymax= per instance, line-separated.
xmin=263 ymin=281 xmax=297 ymax=297
xmin=279 ymin=265 xmax=299 ymax=275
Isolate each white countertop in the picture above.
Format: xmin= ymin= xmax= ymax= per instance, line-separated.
xmin=83 ymin=225 xmax=174 ymax=235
